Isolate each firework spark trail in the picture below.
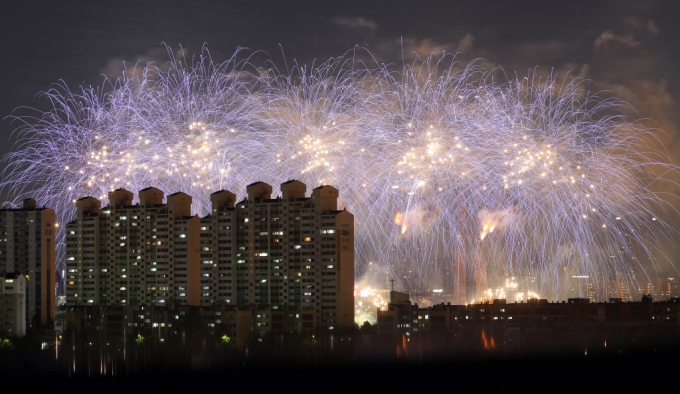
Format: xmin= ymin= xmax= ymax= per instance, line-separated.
xmin=2 ymin=48 xmax=678 ymax=302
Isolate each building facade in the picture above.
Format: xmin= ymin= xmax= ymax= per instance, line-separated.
xmin=0 ymin=273 xmax=27 ymax=336
xmin=65 ymin=180 xmax=354 ymax=330
xmin=0 ymin=199 xmax=56 ymax=328
xmin=66 ymin=188 xmax=199 ymax=307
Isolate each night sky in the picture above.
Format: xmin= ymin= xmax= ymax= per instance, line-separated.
xmin=1 ymin=0 xmax=680 ymax=264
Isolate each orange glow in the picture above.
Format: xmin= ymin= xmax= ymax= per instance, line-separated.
xmin=394 ymin=211 xmax=408 ymax=234
xmin=481 ymin=330 xmax=496 ymax=349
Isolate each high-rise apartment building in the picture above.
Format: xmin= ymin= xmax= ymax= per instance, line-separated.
xmin=65 ymin=180 xmax=354 ymax=329
xmin=0 ymin=199 xmax=56 ymax=328
xmin=66 ymin=188 xmax=199 ymax=307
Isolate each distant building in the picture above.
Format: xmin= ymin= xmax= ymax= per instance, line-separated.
xmin=65 ymin=180 xmax=354 ymax=330
xmin=0 ymin=272 xmax=26 ymax=336
xmin=377 ymin=294 xmax=679 ymax=338
xmin=0 ymin=199 xmax=56 ymax=328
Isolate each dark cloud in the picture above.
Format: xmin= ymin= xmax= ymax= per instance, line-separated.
xmin=100 ymin=47 xmax=186 ymax=80
xmin=593 ymin=30 xmax=640 ymax=50
xmin=647 ymin=20 xmax=660 ymax=35
xmin=457 ymin=33 xmax=474 ymax=53
xmin=331 ymin=16 xmax=378 ymax=35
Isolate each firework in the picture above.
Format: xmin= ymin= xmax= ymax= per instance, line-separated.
xmin=2 ymin=48 xmax=677 ymax=303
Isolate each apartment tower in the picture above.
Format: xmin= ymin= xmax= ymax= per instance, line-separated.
xmin=66 ymin=188 xmax=199 ymax=307
xmin=0 ymin=199 xmax=56 ymax=328
xmin=65 ymin=181 xmax=354 ymax=329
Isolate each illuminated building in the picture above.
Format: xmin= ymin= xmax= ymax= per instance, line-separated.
xmin=65 ymin=180 xmax=354 ymax=330
xmin=0 ymin=273 xmax=26 ymax=336
xmin=665 ymin=275 xmax=680 ymax=298
xmin=377 ymin=294 xmax=680 ymax=341
xmin=198 ymin=180 xmax=354 ymax=329
xmin=66 ymin=188 xmax=199 ymax=306
xmin=0 ymin=199 xmax=56 ymax=328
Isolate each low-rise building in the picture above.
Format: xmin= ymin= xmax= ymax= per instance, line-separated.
xmin=378 ymin=295 xmax=680 ymax=337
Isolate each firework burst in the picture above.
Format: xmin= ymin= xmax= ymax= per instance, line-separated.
xmin=2 ymin=47 xmax=677 ymax=302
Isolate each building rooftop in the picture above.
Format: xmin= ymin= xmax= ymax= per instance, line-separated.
xmin=4 ymin=272 xmax=23 ymax=280
xmin=167 ymin=191 xmax=191 ymax=197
